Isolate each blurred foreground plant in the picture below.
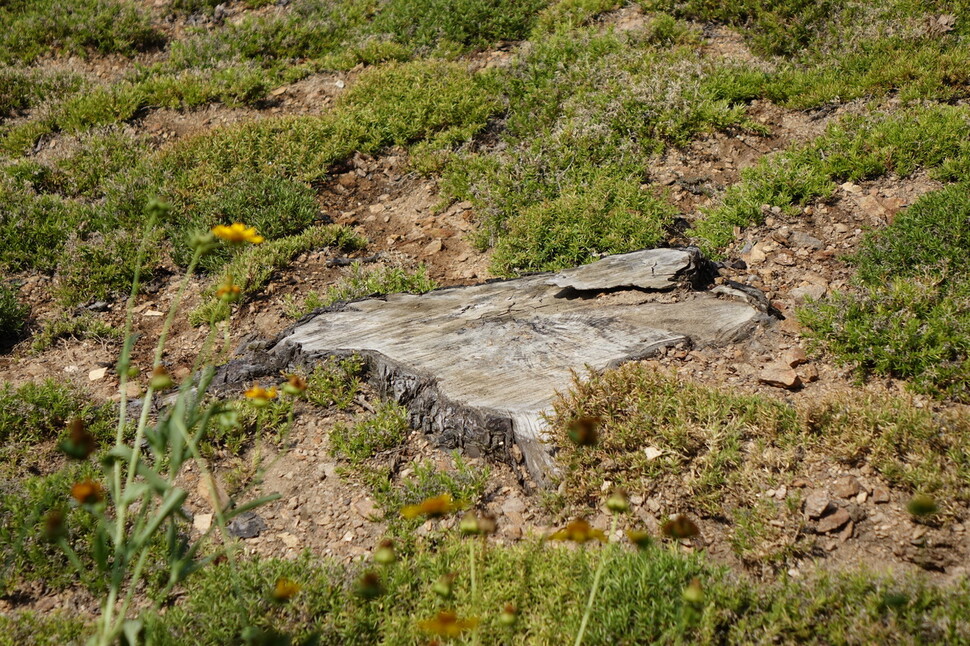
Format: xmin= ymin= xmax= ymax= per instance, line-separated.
xmin=55 ymin=205 xmax=283 ymax=646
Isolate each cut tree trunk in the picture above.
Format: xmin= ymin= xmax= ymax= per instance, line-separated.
xmin=216 ymin=248 xmax=770 ymax=484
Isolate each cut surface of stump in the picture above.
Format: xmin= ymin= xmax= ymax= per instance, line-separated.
xmin=220 ymin=248 xmax=769 ymax=483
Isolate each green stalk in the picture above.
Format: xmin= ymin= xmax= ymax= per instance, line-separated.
xmin=574 ymin=515 xmax=618 ymax=646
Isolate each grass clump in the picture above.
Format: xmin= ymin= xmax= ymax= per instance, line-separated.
xmin=0 ymin=379 xmax=115 ymax=447
xmin=0 ymin=0 xmax=163 ymax=64
xmin=285 ymin=262 xmax=437 ymax=318
xmin=31 ymin=314 xmax=120 ymax=353
xmin=442 ymin=26 xmax=757 ymax=275
xmin=0 ymin=282 xmax=28 ymax=347
xmin=330 ymin=400 xmax=409 ymax=465
xmin=304 ymin=356 xmax=365 ymax=409
xmin=551 ymin=364 xmax=970 ymax=546
xmin=85 ymin=539 xmax=970 ymax=644
xmin=189 ymin=225 xmax=366 ymax=325
xmin=692 ymin=105 xmax=970 ymax=252
xmin=800 ymin=184 xmax=970 ymax=401
xmin=368 ymin=455 xmax=490 ymax=521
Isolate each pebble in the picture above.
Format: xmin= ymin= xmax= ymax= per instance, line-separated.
xmin=816 ymin=508 xmax=852 ymax=534
xmin=833 ymin=476 xmax=861 ymax=499
xmin=804 ymin=492 xmax=833 ymax=519
xmin=759 ymin=363 xmax=802 ymax=389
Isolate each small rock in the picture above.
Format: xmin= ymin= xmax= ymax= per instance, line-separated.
xmin=644 ymin=446 xmax=663 ymax=461
xmin=423 ymin=239 xmax=443 ymax=255
xmin=355 ymin=498 xmax=377 ymax=520
xmin=790 ymin=284 xmax=827 ymax=301
xmin=227 ymin=512 xmax=267 ymax=539
xmin=789 ymin=231 xmax=824 ymax=250
xmin=833 ymin=476 xmax=862 ymax=499
xmin=88 ymin=367 xmax=108 ymax=381
xmin=774 ymin=485 xmax=788 ymax=501
xmin=125 ymin=382 xmax=142 ymax=398
xmin=143 ymin=310 xmax=164 ymax=317
xmin=197 ymin=476 xmax=229 ymax=510
xmin=797 ymin=364 xmax=819 ymax=383
xmin=817 ymin=508 xmax=852 ymax=534
xmin=759 ymin=363 xmax=802 ymax=390
xmin=856 ymin=491 xmax=868 ymax=504
xmin=368 ymin=203 xmax=385 ymax=214
xmin=279 ymin=532 xmax=299 ymax=548
xmin=510 ymin=444 xmax=524 ymax=464
xmin=872 ymin=487 xmax=890 ymax=503
xmin=804 ymin=492 xmax=833 ymax=519
xmin=781 ymin=346 xmax=808 ymax=367
xmin=193 ymin=513 xmax=213 ymax=533
xmin=840 ymin=182 xmax=863 ymax=195
xmin=839 ymin=520 xmax=855 ymax=542
xmin=741 ymin=244 xmax=767 ymax=265
xmin=502 ymin=497 xmax=526 ymax=515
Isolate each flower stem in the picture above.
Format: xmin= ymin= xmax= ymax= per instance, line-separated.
xmin=574 ymin=515 xmax=618 ymax=646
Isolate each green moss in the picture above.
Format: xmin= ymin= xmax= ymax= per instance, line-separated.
xmin=0 ymin=282 xmax=28 ymax=347
xmin=30 ymin=314 xmax=121 ymax=353
xmin=330 ymin=400 xmax=409 ymax=465
xmin=284 ymin=262 xmax=437 ymax=317
xmin=692 ymin=105 xmax=970 ymax=252
xmin=800 ymin=184 xmax=970 ymax=401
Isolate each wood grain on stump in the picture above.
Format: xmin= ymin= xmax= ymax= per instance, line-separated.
xmin=219 ymin=248 xmax=769 ymax=484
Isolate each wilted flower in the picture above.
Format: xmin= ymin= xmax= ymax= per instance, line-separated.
xmin=682 ymin=577 xmax=704 ymax=604
xmin=401 ymin=494 xmax=457 ymax=520
xmin=44 ymin=509 xmax=67 ymax=542
xmin=58 ymin=418 xmax=97 ymax=460
xmin=271 ymin=577 xmax=301 ymax=602
xmin=548 ymin=519 xmax=606 ymax=544
xmin=71 ymin=479 xmax=104 ymax=505
xmin=244 ymin=384 xmax=277 ymax=408
xmin=190 ymin=230 xmax=217 ymax=253
xmin=356 ymin=571 xmax=384 ymax=600
xmin=282 ymin=374 xmax=308 ymax=397
xmin=567 ymin=416 xmax=601 ymax=447
xmin=417 ymin=611 xmax=480 ymax=638
xmin=605 ymin=488 xmax=630 ymax=514
xmin=216 ymin=276 xmax=242 ymax=302
xmin=373 ymin=539 xmax=397 ymax=565
xmin=907 ymin=494 xmax=938 ymax=517
xmin=662 ymin=514 xmax=700 ymax=540
xmin=149 ymin=366 xmax=174 ymax=391
xmin=432 ymin=573 xmax=457 ymax=599
xmin=626 ymin=529 xmax=653 ymax=550
xmin=212 ymin=222 xmax=264 ymax=244
xmin=498 ymin=604 xmax=518 ymax=627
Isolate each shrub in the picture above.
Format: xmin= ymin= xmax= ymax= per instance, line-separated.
xmin=0 ymin=283 xmax=28 ymax=347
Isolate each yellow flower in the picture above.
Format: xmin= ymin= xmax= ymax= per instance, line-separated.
xmin=212 ymin=222 xmax=264 ymax=244
xmin=417 ymin=611 xmax=480 ymax=638
xmin=244 ymin=384 xmax=277 ymax=408
xmin=271 ymin=577 xmax=301 ymax=602
xmin=548 ymin=519 xmax=606 ymax=544
xmin=71 ymin=479 xmax=105 ymax=505
xmin=401 ymin=494 xmax=457 ymax=520
xmin=216 ymin=276 xmax=242 ymax=302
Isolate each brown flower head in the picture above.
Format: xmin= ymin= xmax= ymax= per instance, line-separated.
xmin=271 ymin=577 xmax=301 ymax=602
xmin=59 ymin=418 xmax=97 ymax=460
xmin=567 ymin=416 xmax=601 ymax=447
xmin=71 ymin=479 xmax=104 ymax=505
xmin=548 ymin=519 xmax=606 ymax=544
xmin=44 ymin=509 xmax=67 ymax=542
xmin=626 ymin=529 xmax=653 ymax=550
xmin=661 ymin=514 xmax=700 ymax=540
xmin=282 ymin=374 xmax=308 ymax=397
xmin=216 ymin=276 xmax=242 ymax=302
xmin=356 ymin=571 xmax=384 ymax=600
xmin=417 ymin=611 xmax=480 ymax=638
xmin=401 ymin=494 xmax=457 ymax=520
xmin=459 ymin=511 xmax=498 ymax=536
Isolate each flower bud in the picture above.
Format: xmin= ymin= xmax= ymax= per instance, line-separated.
xmin=683 ymin=578 xmax=704 ymax=604
xmin=58 ymin=418 xmax=97 ymax=460
xmin=373 ymin=539 xmax=397 ymax=565
xmin=498 ymin=604 xmax=518 ymax=627
xmin=432 ymin=573 xmax=456 ymax=599
xmin=356 ymin=571 xmax=384 ymax=600
xmin=282 ymin=374 xmax=308 ymax=397
xmin=149 ymin=366 xmax=174 ymax=391
xmin=605 ymin=488 xmax=630 ymax=514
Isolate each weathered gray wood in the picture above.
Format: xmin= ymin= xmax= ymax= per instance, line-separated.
xmin=219 ymin=248 xmax=768 ymax=484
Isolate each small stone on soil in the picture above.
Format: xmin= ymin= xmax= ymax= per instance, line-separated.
xmin=816 ymin=508 xmax=852 ymax=534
